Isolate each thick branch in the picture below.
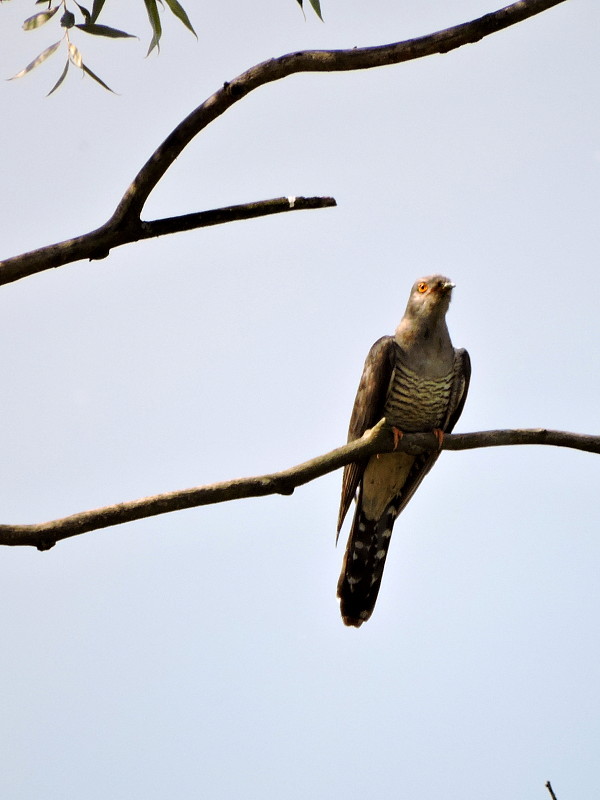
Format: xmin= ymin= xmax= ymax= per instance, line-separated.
xmin=0 ymin=421 xmax=596 ymax=550
xmin=0 ymin=0 xmax=567 ymax=287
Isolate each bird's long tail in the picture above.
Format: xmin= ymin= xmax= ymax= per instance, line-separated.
xmin=337 ymin=494 xmax=401 ymax=627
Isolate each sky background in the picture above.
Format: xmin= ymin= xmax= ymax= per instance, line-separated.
xmin=0 ymin=0 xmax=599 ymax=798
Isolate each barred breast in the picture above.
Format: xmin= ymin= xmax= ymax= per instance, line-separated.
xmin=384 ymin=356 xmax=454 ymax=432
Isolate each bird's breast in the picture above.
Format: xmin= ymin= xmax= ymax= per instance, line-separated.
xmin=384 ymin=361 xmax=454 ymax=431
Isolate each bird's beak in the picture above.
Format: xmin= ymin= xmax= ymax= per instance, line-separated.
xmin=443 ymin=281 xmax=455 ymax=291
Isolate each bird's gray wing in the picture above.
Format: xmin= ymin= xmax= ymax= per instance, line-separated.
xmin=337 ymin=335 xmax=395 ymax=535
xmin=444 ymin=348 xmax=471 ymax=433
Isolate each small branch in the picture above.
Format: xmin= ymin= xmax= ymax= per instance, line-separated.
xmin=436 ymin=428 xmax=600 ymax=456
xmin=0 ymin=421 xmax=597 ymax=550
xmin=0 ymin=0 xmax=567 ymax=286
xmin=0 ymin=196 xmax=335 ymax=286
xmin=545 ymin=781 xmax=558 ymax=800
xmin=138 ymin=196 xmax=336 ymax=240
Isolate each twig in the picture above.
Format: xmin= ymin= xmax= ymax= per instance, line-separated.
xmin=545 ymin=780 xmax=558 ymax=800
xmin=0 ymin=0 xmax=568 ymax=286
xmin=138 ymin=196 xmax=336 ymax=239
xmin=0 ymin=420 xmax=597 ymax=550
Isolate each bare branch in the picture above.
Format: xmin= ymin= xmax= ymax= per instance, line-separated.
xmin=0 ymin=420 xmax=596 ymax=551
xmin=109 ymin=0 xmax=569 ymax=224
xmin=439 ymin=428 xmax=600 ymax=456
xmin=545 ymin=781 xmax=559 ymax=800
xmin=137 ymin=196 xmax=337 ymax=240
xmin=0 ymin=0 xmax=567 ymax=287
xmin=0 ymin=196 xmax=336 ymax=286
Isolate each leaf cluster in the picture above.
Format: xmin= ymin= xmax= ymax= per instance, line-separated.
xmin=6 ymin=0 xmax=324 ymax=94
xmin=8 ymin=0 xmax=197 ymax=93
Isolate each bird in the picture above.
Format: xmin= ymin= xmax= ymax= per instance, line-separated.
xmin=337 ymin=275 xmax=470 ymax=627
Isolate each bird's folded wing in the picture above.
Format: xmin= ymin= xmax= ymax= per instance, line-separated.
xmin=337 ymin=335 xmax=395 ymax=534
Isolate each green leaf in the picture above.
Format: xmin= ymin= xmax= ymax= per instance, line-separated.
xmin=308 ymin=0 xmax=323 ymax=20
xmin=75 ymin=23 xmax=136 ymax=39
xmin=47 ymin=57 xmax=69 ymax=95
xmin=90 ymin=0 xmax=105 ymax=23
xmin=22 ymin=7 xmax=59 ymax=30
xmin=74 ymin=2 xmax=91 ymax=23
xmin=163 ymin=0 xmax=197 ymax=37
xmin=144 ymin=0 xmax=162 ymax=55
xmin=8 ymin=39 xmax=61 ymax=79
xmin=81 ymin=61 xmax=115 ymax=93
xmin=68 ymin=42 xmax=82 ymax=67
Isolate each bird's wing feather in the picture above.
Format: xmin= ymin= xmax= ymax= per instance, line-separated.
xmin=444 ymin=348 xmax=471 ymax=433
xmin=337 ymin=335 xmax=395 ymax=534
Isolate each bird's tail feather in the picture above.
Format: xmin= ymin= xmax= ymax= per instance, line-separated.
xmin=337 ymin=495 xmax=401 ymax=627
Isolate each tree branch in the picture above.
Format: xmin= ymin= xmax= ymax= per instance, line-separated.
xmin=137 ymin=196 xmax=336 ymax=240
xmin=0 ymin=196 xmax=335 ymax=286
xmin=111 ymin=0 xmax=568 ymax=225
xmin=0 ymin=420 xmax=596 ymax=550
xmin=0 ymin=0 xmax=568 ymax=287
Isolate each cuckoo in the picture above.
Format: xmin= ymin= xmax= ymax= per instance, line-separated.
xmin=337 ymin=275 xmax=470 ymax=627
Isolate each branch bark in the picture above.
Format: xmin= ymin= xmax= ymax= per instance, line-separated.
xmin=0 ymin=0 xmax=568 ymax=287
xmin=0 ymin=421 xmax=596 ymax=550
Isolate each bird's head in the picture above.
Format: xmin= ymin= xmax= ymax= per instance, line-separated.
xmin=404 ymin=275 xmax=455 ymax=322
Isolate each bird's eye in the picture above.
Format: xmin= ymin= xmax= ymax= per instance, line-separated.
xmin=417 ymin=282 xmax=428 ymax=293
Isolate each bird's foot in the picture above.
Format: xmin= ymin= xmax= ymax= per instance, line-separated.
xmin=432 ymin=428 xmax=444 ymax=451
xmin=392 ymin=427 xmax=404 ymax=450
xmin=377 ymin=427 xmax=403 ymax=458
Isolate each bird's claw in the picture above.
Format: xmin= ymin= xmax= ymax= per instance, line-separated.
xmin=376 ymin=426 xmax=404 ymax=458
xmin=433 ymin=428 xmax=444 ymax=450
xmin=392 ymin=427 xmax=404 ymax=450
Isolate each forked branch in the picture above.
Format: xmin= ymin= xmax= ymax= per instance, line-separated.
xmin=0 ymin=420 xmax=596 ymax=550
xmin=0 ymin=196 xmax=335 ymax=286
xmin=0 ymin=0 xmax=568 ymax=287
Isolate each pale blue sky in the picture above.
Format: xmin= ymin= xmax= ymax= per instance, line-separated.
xmin=1 ymin=1 xmax=599 ymax=798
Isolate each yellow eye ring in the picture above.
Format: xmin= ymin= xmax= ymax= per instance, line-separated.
xmin=417 ymin=281 xmax=428 ymax=293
